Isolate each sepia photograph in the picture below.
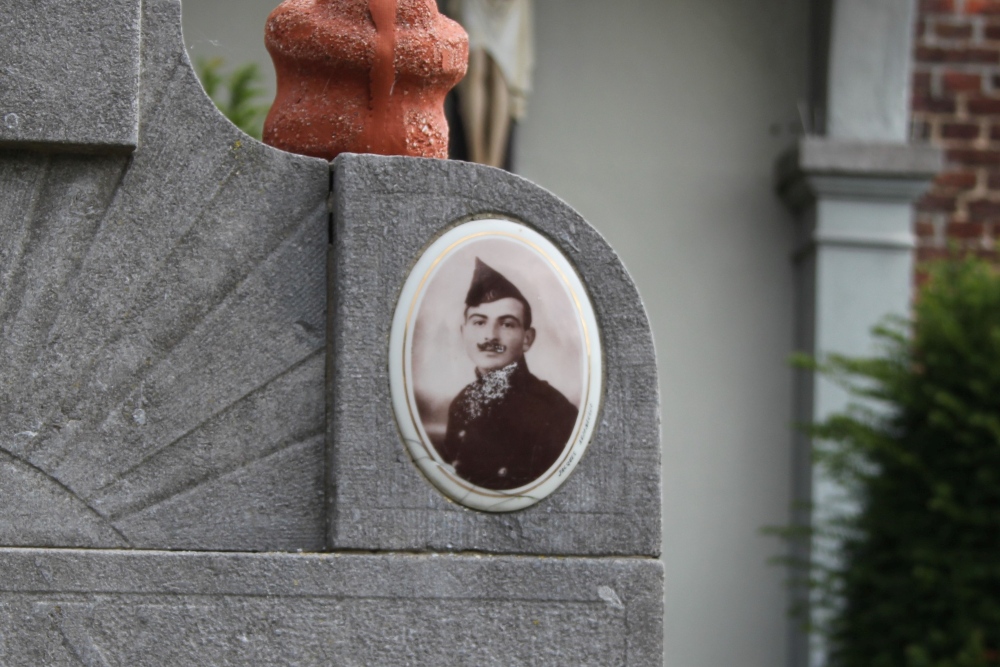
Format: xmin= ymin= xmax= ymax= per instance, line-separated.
xmin=389 ymin=218 xmax=602 ymax=510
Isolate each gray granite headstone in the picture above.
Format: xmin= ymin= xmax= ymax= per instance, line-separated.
xmin=329 ymin=154 xmax=661 ymax=556
xmin=0 ymin=0 xmax=663 ymax=663
xmin=0 ymin=548 xmax=662 ymax=666
xmin=0 ymin=0 xmax=330 ymax=552
xmin=0 ymin=0 xmax=142 ymax=153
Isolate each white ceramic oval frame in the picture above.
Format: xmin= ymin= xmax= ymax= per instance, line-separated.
xmin=388 ymin=218 xmax=603 ymax=512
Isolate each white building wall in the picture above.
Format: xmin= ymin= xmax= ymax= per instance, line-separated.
xmin=516 ymin=3 xmax=809 ymax=666
xmin=180 ymin=2 xmax=813 ymax=665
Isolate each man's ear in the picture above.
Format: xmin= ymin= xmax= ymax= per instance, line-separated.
xmin=523 ymin=327 xmax=536 ymax=352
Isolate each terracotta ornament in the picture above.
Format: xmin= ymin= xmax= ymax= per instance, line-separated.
xmin=263 ymin=0 xmax=469 ymax=160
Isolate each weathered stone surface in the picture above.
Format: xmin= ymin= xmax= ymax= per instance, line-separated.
xmin=0 ymin=0 xmax=330 ymax=551
xmin=0 ymin=3 xmax=663 ymax=663
xmin=0 ymin=548 xmax=662 ymax=666
xmin=329 ymin=154 xmax=661 ymax=556
xmin=0 ymin=0 xmax=141 ymax=153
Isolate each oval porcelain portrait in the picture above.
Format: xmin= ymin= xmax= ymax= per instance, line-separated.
xmin=389 ymin=218 xmax=603 ymax=512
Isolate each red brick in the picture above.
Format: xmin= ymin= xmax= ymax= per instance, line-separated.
xmin=966 ymin=198 xmax=1000 ymax=219
xmin=935 ymin=170 xmax=979 ymax=188
xmin=917 ymin=194 xmax=959 ymax=212
xmin=913 ymin=71 xmax=933 ymax=93
xmin=943 ymin=71 xmax=983 ymax=92
xmin=913 ymin=94 xmax=958 ymax=113
xmin=985 ymin=23 xmax=1000 ymax=39
xmin=917 ymin=18 xmax=927 ymax=37
xmin=935 ymin=21 xmax=975 ymax=38
xmin=915 ymin=221 xmax=938 ymax=239
xmin=912 ymin=119 xmax=933 ymax=140
xmin=915 ymin=46 xmax=1000 ymax=63
xmin=989 ymin=124 xmax=1000 ymax=140
xmin=946 ymin=148 xmax=1000 ymax=166
xmin=917 ymin=247 xmax=956 ymax=262
xmin=922 ymin=0 xmax=956 ymax=11
xmin=941 ymin=121 xmax=981 ymax=138
xmin=946 ymin=221 xmax=987 ymax=237
xmin=966 ymin=0 xmax=1000 ymax=13
xmin=967 ymin=96 xmax=1000 ymax=114
xmin=986 ymin=170 xmax=1000 ymax=188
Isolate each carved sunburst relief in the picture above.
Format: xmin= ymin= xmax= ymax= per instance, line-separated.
xmin=0 ymin=0 xmax=330 ymax=551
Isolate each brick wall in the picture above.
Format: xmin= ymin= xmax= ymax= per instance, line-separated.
xmin=913 ymin=0 xmax=1000 ymax=278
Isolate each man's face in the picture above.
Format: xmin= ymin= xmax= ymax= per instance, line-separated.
xmin=461 ymin=297 xmax=535 ymax=372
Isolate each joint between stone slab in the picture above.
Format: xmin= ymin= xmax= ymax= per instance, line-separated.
xmin=0 ymin=138 xmax=138 ymax=157
xmin=321 ymin=547 xmax=664 ymax=560
xmin=0 ymin=545 xmax=663 ymax=563
xmin=327 ymin=165 xmax=335 ymax=243
xmin=324 ymin=158 xmax=339 ymax=552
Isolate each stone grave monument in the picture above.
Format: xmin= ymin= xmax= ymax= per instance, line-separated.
xmin=0 ymin=0 xmax=662 ymax=663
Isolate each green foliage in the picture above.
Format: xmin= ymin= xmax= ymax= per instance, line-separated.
xmin=195 ymin=57 xmax=270 ymax=140
xmin=796 ymin=257 xmax=1000 ymax=667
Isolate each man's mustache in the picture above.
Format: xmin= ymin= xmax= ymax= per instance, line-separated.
xmin=477 ymin=340 xmax=507 ymax=353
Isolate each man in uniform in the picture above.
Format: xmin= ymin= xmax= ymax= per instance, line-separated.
xmin=438 ymin=258 xmax=578 ymax=490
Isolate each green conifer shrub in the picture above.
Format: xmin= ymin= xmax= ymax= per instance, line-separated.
xmin=802 ymin=256 xmax=1000 ymax=667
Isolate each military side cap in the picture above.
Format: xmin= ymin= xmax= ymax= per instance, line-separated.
xmin=465 ymin=258 xmax=528 ymax=307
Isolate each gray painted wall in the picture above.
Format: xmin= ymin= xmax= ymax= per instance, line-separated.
xmin=515 ymin=4 xmax=809 ymax=667
xmin=826 ymin=0 xmax=915 ymax=141
xmin=180 ymin=1 xmax=812 ymax=665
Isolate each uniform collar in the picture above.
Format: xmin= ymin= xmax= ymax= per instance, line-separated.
xmin=475 ymin=357 xmax=530 ymax=385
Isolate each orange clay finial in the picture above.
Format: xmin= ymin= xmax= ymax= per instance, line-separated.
xmin=262 ymin=0 xmax=469 ymax=161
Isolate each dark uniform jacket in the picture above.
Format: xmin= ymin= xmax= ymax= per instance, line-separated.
xmin=439 ymin=359 xmax=578 ymax=490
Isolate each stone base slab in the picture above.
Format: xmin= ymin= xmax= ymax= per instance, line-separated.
xmin=0 ymin=548 xmax=662 ymax=666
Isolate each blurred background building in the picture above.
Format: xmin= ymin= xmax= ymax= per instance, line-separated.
xmin=178 ymin=1 xmax=989 ymax=665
